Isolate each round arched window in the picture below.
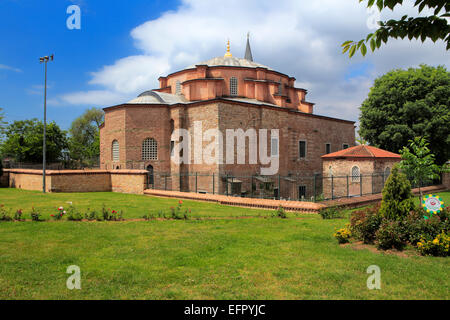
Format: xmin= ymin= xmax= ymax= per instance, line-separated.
xmin=351 ymin=166 xmax=360 ymax=182
xmin=112 ymin=140 xmax=119 ymax=161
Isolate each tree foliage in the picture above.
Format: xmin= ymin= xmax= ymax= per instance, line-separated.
xmin=0 ymin=119 xmax=68 ymax=163
xmin=379 ymin=165 xmax=415 ymax=220
xmin=399 ymin=136 xmax=442 ymax=202
xmin=359 ymin=65 xmax=450 ymax=165
xmin=342 ymin=0 xmax=450 ymax=57
xmin=68 ymin=108 xmax=104 ymax=165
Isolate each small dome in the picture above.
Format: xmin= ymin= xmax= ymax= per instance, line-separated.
xmin=127 ymin=90 xmax=188 ymax=105
xmin=186 ymin=56 xmax=272 ymax=70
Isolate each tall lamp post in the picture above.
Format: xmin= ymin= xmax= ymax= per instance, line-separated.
xmin=39 ymin=54 xmax=54 ymax=193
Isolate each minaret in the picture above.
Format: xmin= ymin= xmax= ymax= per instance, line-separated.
xmin=224 ymin=39 xmax=233 ymax=58
xmin=245 ymin=32 xmax=253 ymax=61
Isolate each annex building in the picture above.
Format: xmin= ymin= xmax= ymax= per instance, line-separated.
xmin=99 ymin=37 xmax=356 ymax=199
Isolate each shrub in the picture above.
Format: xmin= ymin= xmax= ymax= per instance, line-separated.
xmin=30 ymin=207 xmax=43 ymax=222
xmin=14 ymin=209 xmax=24 ymax=221
xmin=417 ymin=231 xmax=450 ymax=257
xmin=66 ymin=205 xmax=83 ymax=221
xmin=379 ymin=165 xmax=415 ymax=221
xmin=319 ymin=207 xmax=344 ymax=220
xmin=334 ymin=227 xmax=351 ymax=244
xmin=375 ymin=219 xmax=406 ymax=250
xmin=51 ymin=206 xmax=66 ymax=221
xmin=85 ymin=208 xmax=98 ymax=221
xmin=349 ymin=204 xmax=382 ymax=244
xmin=402 ymin=211 xmax=445 ymax=245
xmin=170 ymin=201 xmax=190 ymax=220
xmin=274 ymin=205 xmax=287 ymax=219
xmin=0 ymin=205 xmax=13 ymax=221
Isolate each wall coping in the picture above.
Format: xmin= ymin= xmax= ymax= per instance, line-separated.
xmin=4 ymin=169 xmax=148 ymax=176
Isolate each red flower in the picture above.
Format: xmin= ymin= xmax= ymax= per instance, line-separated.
xmin=179 ymin=200 xmax=183 ymax=205
xmin=51 ymin=214 xmax=54 ymax=217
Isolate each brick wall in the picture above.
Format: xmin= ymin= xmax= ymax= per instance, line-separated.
xmin=4 ymin=169 xmax=147 ymax=194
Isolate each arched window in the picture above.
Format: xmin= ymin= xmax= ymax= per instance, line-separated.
xmin=385 ymin=167 xmax=391 ymax=178
xmin=112 ymin=140 xmax=119 ymax=161
xmin=175 ymin=81 xmax=181 ymax=95
xmin=142 ymin=138 xmax=158 ymax=160
xmin=230 ymin=77 xmax=238 ymax=96
xmin=351 ymin=166 xmax=360 ymax=182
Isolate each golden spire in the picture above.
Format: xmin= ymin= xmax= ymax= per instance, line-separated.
xmin=224 ymin=39 xmax=232 ymax=58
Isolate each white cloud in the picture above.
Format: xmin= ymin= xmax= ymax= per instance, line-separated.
xmin=57 ymin=0 xmax=449 ymax=123
xmin=0 ymin=64 xmax=22 ymax=73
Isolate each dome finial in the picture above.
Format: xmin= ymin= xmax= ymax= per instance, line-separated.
xmin=224 ymin=39 xmax=232 ymax=58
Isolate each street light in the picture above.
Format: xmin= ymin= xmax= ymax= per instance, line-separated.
xmin=39 ymin=54 xmax=54 ymax=193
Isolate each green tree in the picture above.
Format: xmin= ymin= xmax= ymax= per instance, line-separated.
xmin=342 ymin=0 xmax=450 ymax=57
xmin=68 ymin=108 xmax=104 ymax=165
xmin=399 ymin=136 xmax=442 ymax=203
xmin=0 ymin=107 xmax=6 ymax=141
xmin=359 ymin=65 xmax=450 ymax=165
xmin=0 ymin=119 xmax=68 ymax=163
xmin=379 ymin=165 xmax=415 ymax=220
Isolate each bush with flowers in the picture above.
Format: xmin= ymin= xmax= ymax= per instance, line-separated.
xmin=66 ymin=205 xmax=83 ymax=221
xmin=417 ymin=231 xmax=450 ymax=257
xmin=334 ymin=227 xmax=351 ymax=244
xmin=51 ymin=206 xmax=66 ymax=221
xmin=169 ymin=200 xmax=191 ymax=220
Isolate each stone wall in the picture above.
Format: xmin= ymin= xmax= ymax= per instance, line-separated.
xmin=4 ymin=169 xmax=147 ymax=194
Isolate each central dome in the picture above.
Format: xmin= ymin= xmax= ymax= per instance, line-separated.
xmin=186 ymin=56 xmax=272 ymax=70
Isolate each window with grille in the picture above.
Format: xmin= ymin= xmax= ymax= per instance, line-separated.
xmin=298 ymin=186 xmax=306 ymax=199
xmin=325 ymin=143 xmax=331 ymax=154
xmin=142 ymin=138 xmax=158 ymax=160
xmin=299 ymin=140 xmax=307 ymax=158
xmin=230 ymin=77 xmax=238 ymax=96
xmin=351 ymin=166 xmax=360 ymax=182
xmin=112 ymin=140 xmax=119 ymax=161
xmin=175 ymin=81 xmax=181 ymax=94
xmin=343 ymin=144 xmax=349 ymax=149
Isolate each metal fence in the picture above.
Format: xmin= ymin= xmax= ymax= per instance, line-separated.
xmin=144 ymin=171 xmax=440 ymax=202
xmin=3 ymin=159 xmax=100 ymax=170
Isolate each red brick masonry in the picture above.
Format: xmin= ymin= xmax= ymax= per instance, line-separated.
xmin=3 ymin=169 xmax=148 ymax=194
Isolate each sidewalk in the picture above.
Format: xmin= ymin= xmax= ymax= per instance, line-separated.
xmin=144 ymin=189 xmax=326 ymax=213
xmin=145 ymin=185 xmax=448 ymax=213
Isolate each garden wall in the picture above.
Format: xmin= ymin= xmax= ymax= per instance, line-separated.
xmin=443 ymin=169 xmax=450 ymax=190
xmin=4 ymin=169 xmax=147 ymax=194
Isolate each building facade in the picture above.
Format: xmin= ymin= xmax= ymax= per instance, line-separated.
xmin=100 ymin=39 xmax=356 ymax=199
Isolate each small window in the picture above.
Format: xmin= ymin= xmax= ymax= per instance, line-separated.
xmin=278 ymin=82 xmax=283 ymax=95
xmin=230 ymin=77 xmax=238 ymax=96
xmin=325 ymin=143 xmax=331 ymax=154
xmin=142 ymin=138 xmax=158 ymax=160
xmin=329 ymin=166 xmax=333 ymax=177
xmin=298 ymin=186 xmax=306 ymax=199
xmin=343 ymin=144 xmax=349 ymax=149
xmin=271 ymin=137 xmax=279 ymax=156
xmin=351 ymin=166 xmax=360 ymax=182
xmin=112 ymin=140 xmax=119 ymax=162
xmin=385 ymin=167 xmax=391 ymax=178
xmin=175 ymin=81 xmax=181 ymax=95
xmin=299 ymin=140 xmax=307 ymax=158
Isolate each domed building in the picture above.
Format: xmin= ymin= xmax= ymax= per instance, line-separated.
xmin=100 ymin=37 xmax=355 ymax=199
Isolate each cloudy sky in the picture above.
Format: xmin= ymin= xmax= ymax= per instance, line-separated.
xmin=0 ymin=0 xmax=448 ymax=129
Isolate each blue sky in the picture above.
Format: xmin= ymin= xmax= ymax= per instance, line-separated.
xmin=0 ymin=0 xmax=448 ymax=131
xmin=0 ymin=0 xmax=179 ymax=129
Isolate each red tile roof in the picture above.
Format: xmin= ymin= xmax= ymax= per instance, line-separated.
xmin=321 ymin=145 xmax=401 ymax=159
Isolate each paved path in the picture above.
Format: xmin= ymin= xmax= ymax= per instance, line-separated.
xmin=144 ymin=189 xmax=326 ymax=213
xmin=145 ymin=185 xmax=448 ymax=213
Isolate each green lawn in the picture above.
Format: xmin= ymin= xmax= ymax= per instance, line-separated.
xmin=0 ymin=189 xmax=449 ymax=300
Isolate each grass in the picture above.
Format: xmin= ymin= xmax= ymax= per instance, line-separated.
xmin=0 ymin=188 xmax=285 ymax=219
xmin=0 ymin=189 xmax=449 ymax=299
